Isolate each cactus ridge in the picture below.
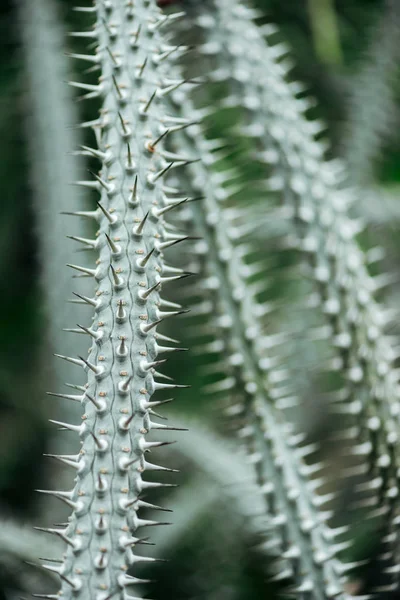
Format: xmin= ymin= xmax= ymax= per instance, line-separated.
xmin=183 ymin=0 xmax=400 ymax=582
xmin=37 ymin=1 xmax=192 ymax=598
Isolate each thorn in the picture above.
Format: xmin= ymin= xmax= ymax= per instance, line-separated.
xmin=67 ymin=80 xmax=101 ymax=94
xmin=48 ymin=419 xmax=82 ymax=433
xmin=155 ymin=333 xmax=180 ymax=344
xmin=72 ymin=291 xmax=97 ymax=307
xmin=43 ymin=454 xmax=79 ymax=469
xmin=155 ymin=197 xmax=194 ymax=217
xmin=138 ymin=247 xmax=155 ymax=268
xmin=65 ymin=51 xmax=98 ymax=64
xmin=33 ymin=527 xmax=76 ymax=550
xmin=143 ymin=89 xmax=157 ymax=113
xmin=150 ymin=11 xmax=185 ymax=31
xmin=85 ymin=393 xmax=103 ymax=410
xmin=66 ymin=234 xmax=97 ymax=249
xmin=119 ymin=375 xmax=133 ymax=394
xmin=117 ymin=299 xmax=127 ymax=321
xmin=111 ymin=75 xmax=124 ymax=101
xmin=143 ymin=359 xmax=167 ymax=371
xmin=126 ymin=142 xmax=134 ymax=170
xmin=35 ymin=489 xmax=77 ymax=510
xmin=144 ymin=398 xmax=173 ymax=409
xmin=158 ymin=236 xmax=198 ymax=251
xmin=146 ymin=129 xmax=170 ymax=153
xmin=117 ymin=337 xmax=128 ymax=357
xmin=129 ymin=175 xmax=138 ymax=205
xmin=118 ymin=111 xmax=131 ymax=137
xmin=54 ymin=354 xmax=84 ymax=368
xmin=141 ymin=318 xmax=163 ymax=334
xmin=133 ymin=211 xmax=149 ymax=235
xmin=131 ymin=25 xmax=141 ymax=46
xmin=120 ymin=413 xmax=135 ymax=429
xmin=150 ymin=162 xmax=173 ymax=183
xmin=139 ymin=281 xmax=161 ymax=300
xmin=64 ymin=383 xmax=86 ymax=392
xmin=60 ymin=209 xmax=98 ymax=220
xmin=101 ymin=16 xmax=116 ymax=39
xmin=66 ymin=263 xmax=96 ymax=277
xmin=160 ymin=272 xmax=195 ymax=284
xmin=90 ymin=431 xmax=107 ymax=451
xmin=105 ymin=46 xmax=119 ymax=67
xmin=88 ymin=170 xmax=114 ymax=194
xmin=153 ymin=382 xmax=190 ymax=391
xmin=78 ymin=355 xmax=103 ymax=375
xmin=68 ymin=29 xmax=97 ymax=39
xmin=77 ymin=324 xmax=102 ymax=341
xmin=156 ymin=345 xmax=188 ymax=354
xmin=110 ymin=264 xmax=124 ymax=287
xmin=46 ymin=391 xmax=81 ymax=402
xmin=79 ymin=145 xmax=109 ymax=162
xmin=105 ymin=233 xmax=120 ymax=255
xmin=137 ymin=56 xmax=148 ymax=78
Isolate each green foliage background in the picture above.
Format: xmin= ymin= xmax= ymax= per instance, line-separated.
xmin=0 ymin=0 xmax=399 ymax=598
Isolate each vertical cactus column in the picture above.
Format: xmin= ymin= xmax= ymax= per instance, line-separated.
xmin=179 ymin=0 xmax=400 ymax=590
xmin=36 ymin=1 xmax=190 ymax=598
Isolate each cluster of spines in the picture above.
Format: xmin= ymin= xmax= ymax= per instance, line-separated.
xmin=35 ymin=1 xmax=195 ymax=598
xmin=164 ymin=89 xmax=355 ymax=596
xmin=182 ymin=0 xmax=400 ymax=591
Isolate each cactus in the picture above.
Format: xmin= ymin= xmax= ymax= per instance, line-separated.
xmin=183 ymin=0 xmax=400 ymax=528
xmin=34 ymin=1 xmax=193 ymax=598
xmin=164 ymin=96 xmax=351 ymax=595
xmin=13 ymin=0 xmax=400 ymax=598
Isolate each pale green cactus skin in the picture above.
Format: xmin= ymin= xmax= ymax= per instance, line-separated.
xmin=183 ymin=0 xmax=400 ymax=574
xmin=37 ymin=1 xmax=192 ymax=598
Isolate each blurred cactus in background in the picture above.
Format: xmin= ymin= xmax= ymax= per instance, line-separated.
xmin=0 ymin=0 xmax=399 ymax=599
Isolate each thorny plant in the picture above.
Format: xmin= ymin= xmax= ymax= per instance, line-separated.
xmin=9 ymin=0 xmax=400 ymax=599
